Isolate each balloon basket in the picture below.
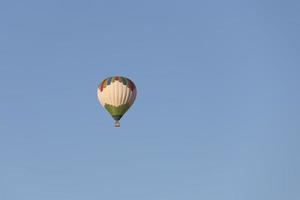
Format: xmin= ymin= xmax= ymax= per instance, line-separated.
xmin=115 ymin=121 xmax=120 ymax=128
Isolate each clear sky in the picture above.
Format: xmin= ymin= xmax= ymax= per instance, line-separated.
xmin=0 ymin=0 xmax=299 ymax=200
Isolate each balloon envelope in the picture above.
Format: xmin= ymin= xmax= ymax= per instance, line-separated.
xmin=97 ymin=76 xmax=137 ymax=127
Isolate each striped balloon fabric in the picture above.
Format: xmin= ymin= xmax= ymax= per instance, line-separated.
xmin=97 ymin=76 xmax=137 ymax=127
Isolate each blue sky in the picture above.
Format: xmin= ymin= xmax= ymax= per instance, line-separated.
xmin=0 ymin=0 xmax=299 ymax=199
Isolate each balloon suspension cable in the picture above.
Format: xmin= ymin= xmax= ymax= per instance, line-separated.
xmin=115 ymin=120 xmax=120 ymax=128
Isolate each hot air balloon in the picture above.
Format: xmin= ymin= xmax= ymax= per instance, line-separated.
xmin=97 ymin=76 xmax=137 ymax=127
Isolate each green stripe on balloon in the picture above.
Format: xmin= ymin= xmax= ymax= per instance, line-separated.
xmin=104 ymin=103 xmax=131 ymax=120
